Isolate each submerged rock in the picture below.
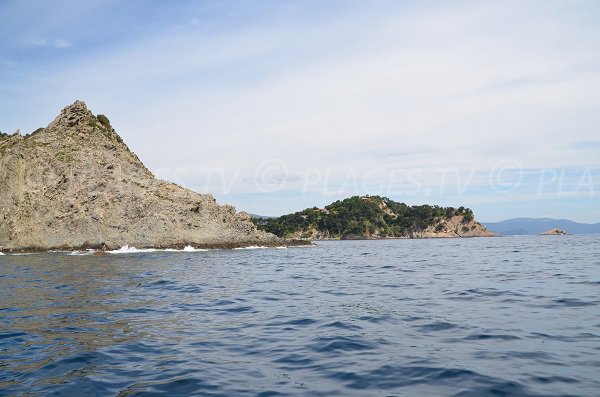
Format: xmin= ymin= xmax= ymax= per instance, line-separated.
xmin=0 ymin=100 xmax=283 ymax=251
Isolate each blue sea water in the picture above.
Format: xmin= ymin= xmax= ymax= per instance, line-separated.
xmin=1 ymin=236 xmax=599 ymax=396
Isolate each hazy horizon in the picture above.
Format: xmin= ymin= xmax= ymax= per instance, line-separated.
xmin=1 ymin=1 xmax=599 ymax=222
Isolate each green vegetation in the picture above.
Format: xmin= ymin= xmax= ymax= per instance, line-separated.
xmin=252 ymin=195 xmax=475 ymax=239
xmin=96 ymin=114 xmax=111 ymax=129
xmin=91 ymin=114 xmax=123 ymax=143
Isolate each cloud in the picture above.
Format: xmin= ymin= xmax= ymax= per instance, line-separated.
xmin=25 ymin=37 xmax=72 ymax=49
xmin=53 ymin=39 xmax=72 ymax=49
xmin=1 ymin=0 xmax=599 ymax=219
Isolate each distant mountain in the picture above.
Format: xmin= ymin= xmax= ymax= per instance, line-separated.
xmin=248 ymin=214 xmax=276 ymax=219
xmin=252 ymin=195 xmax=495 ymax=239
xmin=483 ymin=218 xmax=600 ymax=235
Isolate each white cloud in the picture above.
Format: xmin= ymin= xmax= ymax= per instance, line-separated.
xmin=2 ymin=0 xmax=599 ymax=217
xmin=24 ymin=37 xmax=72 ymax=49
xmin=53 ymin=39 xmax=72 ymax=49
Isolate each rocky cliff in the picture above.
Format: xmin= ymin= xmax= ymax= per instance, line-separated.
xmin=0 ymin=101 xmax=282 ymax=251
xmin=254 ymin=195 xmax=496 ymax=239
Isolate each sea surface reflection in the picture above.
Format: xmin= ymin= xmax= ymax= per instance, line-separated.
xmin=1 ymin=236 xmax=599 ymax=396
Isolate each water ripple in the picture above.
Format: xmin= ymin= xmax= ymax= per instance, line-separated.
xmin=1 ymin=236 xmax=599 ymax=396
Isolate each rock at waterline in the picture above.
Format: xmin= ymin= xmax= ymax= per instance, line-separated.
xmin=540 ymin=228 xmax=568 ymax=235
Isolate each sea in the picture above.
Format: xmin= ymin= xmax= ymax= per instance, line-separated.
xmin=1 ymin=236 xmax=599 ymax=397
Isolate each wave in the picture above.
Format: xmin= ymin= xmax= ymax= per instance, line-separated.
xmin=107 ymin=245 xmax=158 ymax=254
xmin=183 ymin=245 xmax=207 ymax=252
xmin=107 ymin=245 xmax=208 ymax=254
xmin=68 ymin=249 xmax=96 ymax=256
xmin=235 ymin=245 xmax=309 ymax=250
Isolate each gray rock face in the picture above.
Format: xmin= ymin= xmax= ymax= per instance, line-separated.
xmin=0 ymin=101 xmax=280 ymax=251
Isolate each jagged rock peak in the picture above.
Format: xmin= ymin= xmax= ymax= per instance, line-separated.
xmin=64 ymin=99 xmax=90 ymax=112
xmin=51 ymin=100 xmax=95 ymax=130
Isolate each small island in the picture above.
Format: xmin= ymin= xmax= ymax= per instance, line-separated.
xmin=253 ymin=195 xmax=495 ymax=239
xmin=540 ymin=228 xmax=569 ymax=235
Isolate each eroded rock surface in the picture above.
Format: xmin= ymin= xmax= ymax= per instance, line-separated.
xmin=0 ymin=101 xmax=280 ymax=251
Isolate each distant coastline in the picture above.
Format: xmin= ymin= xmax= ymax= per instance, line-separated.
xmin=483 ymin=218 xmax=600 ymax=236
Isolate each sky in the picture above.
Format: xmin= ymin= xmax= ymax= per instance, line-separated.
xmin=1 ymin=0 xmax=599 ymax=222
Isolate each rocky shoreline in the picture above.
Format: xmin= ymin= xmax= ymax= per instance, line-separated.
xmin=0 ymin=239 xmax=313 ymax=254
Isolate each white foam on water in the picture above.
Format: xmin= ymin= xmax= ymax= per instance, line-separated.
xmin=107 ymin=245 xmax=158 ymax=254
xmin=68 ymin=249 xmax=96 ymax=256
xmin=183 ymin=245 xmax=208 ymax=252
xmin=0 ymin=252 xmax=5 ymax=255
xmin=105 ymin=245 xmax=209 ymax=254
xmin=233 ymin=245 xmax=269 ymax=250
